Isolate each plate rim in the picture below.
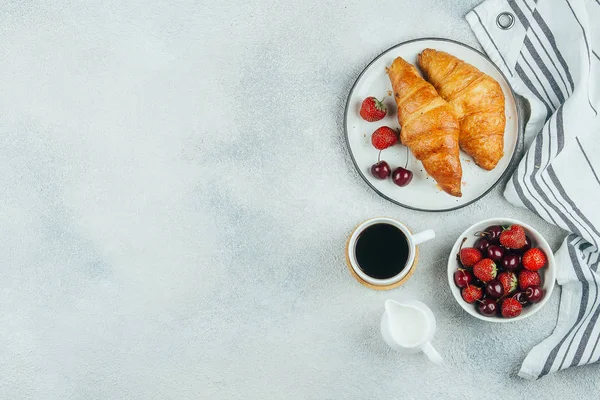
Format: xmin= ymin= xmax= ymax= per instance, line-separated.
xmin=344 ymin=37 xmax=522 ymax=212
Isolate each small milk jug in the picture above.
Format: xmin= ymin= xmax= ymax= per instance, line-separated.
xmin=380 ymin=299 xmax=443 ymax=365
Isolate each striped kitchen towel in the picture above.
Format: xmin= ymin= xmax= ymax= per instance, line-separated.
xmin=466 ymin=0 xmax=600 ymax=379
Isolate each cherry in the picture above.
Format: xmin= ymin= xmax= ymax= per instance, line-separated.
xmin=487 ymin=245 xmax=505 ymax=261
xmin=392 ymin=167 xmax=413 ymax=187
xmin=454 ymin=269 xmax=473 ymax=288
xmin=392 ymin=146 xmax=413 ymax=187
xmin=483 ymin=225 xmax=503 ymax=244
xmin=478 ymin=298 xmax=498 ymax=316
xmin=514 ymin=236 xmax=532 ymax=255
xmin=371 ymin=161 xmax=391 ymax=179
xmin=474 ymin=238 xmax=490 ymax=254
xmin=502 ymin=254 xmax=521 ymax=271
xmin=526 ymin=285 xmax=544 ymax=303
xmin=486 ymin=279 xmax=505 ymax=299
xmin=472 ymin=277 xmax=485 ymax=288
xmin=514 ymin=292 xmax=529 ymax=306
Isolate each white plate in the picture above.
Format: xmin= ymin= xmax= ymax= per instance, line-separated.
xmin=344 ymin=38 xmax=520 ymax=211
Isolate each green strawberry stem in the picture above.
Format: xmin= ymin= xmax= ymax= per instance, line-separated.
xmin=375 ymin=97 xmax=387 ymax=111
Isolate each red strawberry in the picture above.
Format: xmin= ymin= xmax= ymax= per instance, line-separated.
xmin=458 ymin=237 xmax=482 ymax=267
xmin=460 ymin=248 xmax=482 ymax=267
xmin=473 ymin=258 xmax=497 ymax=283
xmin=499 ymin=224 xmax=527 ymax=249
xmin=371 ymin=126 xmax=398 ymax=150
xmin=498 ymin=272 xmax=517 ymax=295
xmin=462 ymin=286 xmax=483 ymax=304
xmin=518 ymin=270 xmax=541 ymax=290
xmin=522 ymin=248 xmax=547 ymax=271
xmin=360 ymin=97 xmax=387 ymax=122
xmin=501 ymin=297 xmax=523 ymax=318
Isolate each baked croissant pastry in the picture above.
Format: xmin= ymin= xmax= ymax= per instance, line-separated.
xmin=387 ymin=57 xmax=462 ymax=197
xmin=418 ymin=49 xmax=505 ymax=170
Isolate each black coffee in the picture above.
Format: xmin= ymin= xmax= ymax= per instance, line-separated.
xmin=355 ymin=223 xmax=409 ymax=279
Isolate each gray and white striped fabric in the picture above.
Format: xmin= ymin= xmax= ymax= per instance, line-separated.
xmin=466 ymin=0 xmax=600 ymax=379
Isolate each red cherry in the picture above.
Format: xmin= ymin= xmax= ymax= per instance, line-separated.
xmin=392 ymin=167 xmax=413 ymax=187
xmin=392 ymin=146 xmax=412 ymax=187
xmin=454 ymin=269 xmax=473 ymax=288
xmin=371 ymin=161 xmax=391 ymax=179
xmin=514 ymin=292 xmax=529 ymax=306
xmin=487 ymin=245 xmax=505 ymax=261
xmin=474 ymin=238 xmax=490 ymax=253
xmin=485 ymin=279 xmax=505 ymax=299
xmin=478 ymin=298 xmax=498 ymax=316
xmin=501 ymin=254 xmax=521 ymax=271
xmin=483 ymin=225 xmax=503 ymax=244
xmin=526 ymin=285 xmax=544 ymax=303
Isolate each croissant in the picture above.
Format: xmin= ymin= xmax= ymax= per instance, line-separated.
xmin=418 ymin=49 xmax=505 ymax=170
xmin=387 ymin=57 xmax=462 ymax=197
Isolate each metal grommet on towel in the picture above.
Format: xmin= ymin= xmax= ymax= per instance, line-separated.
xmin=496 ymin=12 xmax=515 ymax=30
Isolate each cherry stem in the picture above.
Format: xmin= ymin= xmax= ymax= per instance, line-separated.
xmin=377 ymin=150 xmax=381 ymax=163
xmin=500 ymin=289 xmax=517 ymax=300
xmin=404 ymin=146 xmax=409 ymax=169
xmin=474 ymin=231 xmax=490 ymax=238
xmin=458 ymin=237 xmax=467 ymax=266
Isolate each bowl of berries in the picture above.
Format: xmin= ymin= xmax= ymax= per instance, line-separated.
xmin=447 ymin=218 xmax=556 ymax=322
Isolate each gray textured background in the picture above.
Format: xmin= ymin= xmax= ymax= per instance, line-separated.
xmin=1 ymin=0 xmax=598 ymax=399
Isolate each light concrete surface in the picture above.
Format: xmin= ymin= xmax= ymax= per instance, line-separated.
xmin=0 ymin=0 xmax=597 ymax=399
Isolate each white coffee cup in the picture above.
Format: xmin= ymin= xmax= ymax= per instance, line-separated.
xmin=346 ymin=217 xmax=435 ymax=288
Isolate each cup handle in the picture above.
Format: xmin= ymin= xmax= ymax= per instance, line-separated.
xmin=412 ymin=229 xmax=435 ymax=245
xmin=422 ymin=342 xmax=443 ymax=365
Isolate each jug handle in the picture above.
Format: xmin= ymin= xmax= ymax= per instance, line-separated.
xmin=422 ymin=342 xmax=443 ymax=365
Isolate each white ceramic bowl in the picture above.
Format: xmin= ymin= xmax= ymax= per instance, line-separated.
xmin=447 ymin=218 xmax=556 ymax=322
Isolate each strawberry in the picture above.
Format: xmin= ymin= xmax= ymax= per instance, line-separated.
xmin=473 ymin=258 xmax=497 ymax=283
xmin=458 ymin=238 xmax=483 ymax=268
xmin=458 ymin=237 xmax=482 ymax=267
xmin=518 ymin=270 xmax=541 ymax=290
xmin=498 ymin=271 xmax=517 ymax=295
xmin=499 ymin=224 xmax=527 ymax=249
xmin=522 ymin=248 xmax=547 ymax=271
xmin=462 ymin=286 xmax=483 ymax=304
xmin=360 ymin=96 xmax=387 ymax=122
xmin=501 ymin=297 xmax=523 ymax=318
xmin=460 ymin=247 xmax=482 ymax=267
xmin=371 ymin=126 xmax=398 ymax=150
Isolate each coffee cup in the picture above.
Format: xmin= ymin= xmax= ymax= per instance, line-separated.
xmin=345 ymin=217 xmax=435 ymax=290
